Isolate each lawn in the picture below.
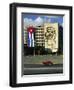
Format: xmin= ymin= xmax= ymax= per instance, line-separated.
xmin=23 ymin=54 xmax=63 ymax=64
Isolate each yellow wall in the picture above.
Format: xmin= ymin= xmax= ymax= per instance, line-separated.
xmin=44 ymin=23 xmax=58 ymax=52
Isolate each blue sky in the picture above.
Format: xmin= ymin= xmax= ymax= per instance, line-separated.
xmin=22 ymin=14 xmax=39 ymax=20
xmin=22 ymin=13 xmax=63 ymax=27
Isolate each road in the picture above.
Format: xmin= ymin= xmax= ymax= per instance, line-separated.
xmin=23 ymin=64 xmax=63 ymax=75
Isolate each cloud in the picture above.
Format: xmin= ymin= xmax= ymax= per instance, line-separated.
xmin=23 ymin=16 xmax=63 ymax=28
xmin=24 ymin=18 xmax=34 ymax=27
xmin=23 ymin=17 xmax=44 ymax=28
xmin=34 ymin=17 xmax=43 ymax=26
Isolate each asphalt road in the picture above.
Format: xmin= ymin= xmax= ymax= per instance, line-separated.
xmin=23 ymin=64 xmax=63 ymax=75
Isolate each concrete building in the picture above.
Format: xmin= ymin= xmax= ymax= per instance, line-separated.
xmin=23 ymin=23 xmax=59 ymax=53
xmin=23 ymin=29 xmax=27 ymax=45
xmin=35 ymin=26 xmax=45 ymax=47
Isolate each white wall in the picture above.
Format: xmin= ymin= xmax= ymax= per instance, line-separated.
xmin=0 ymin=0 xmax=74 ymax=89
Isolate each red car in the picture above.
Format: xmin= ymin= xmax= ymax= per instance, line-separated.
xmin=43 ymin=60 xmax=53 ymax=65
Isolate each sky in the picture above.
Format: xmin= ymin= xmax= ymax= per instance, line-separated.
xmin=22 ymin=13 xmax=63 ymax=27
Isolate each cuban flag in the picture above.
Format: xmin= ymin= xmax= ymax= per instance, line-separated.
xmin=32 ymin=33 xmax=34 ymax=47
xmin=27 ymin=27 xmax=35 ymax=47
xmin=28 ymin=32 xmax=31 ymax=47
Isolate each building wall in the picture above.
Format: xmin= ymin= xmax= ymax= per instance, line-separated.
xmin=24 ymin=24 xmax=59 ymax=53
xmin=44 ymin=23 xmax=58 ymax=52
xmin=35 ymin=26 xmax=45 ymax=47
xmin=23 ymin=29 xmax=27 ymax=45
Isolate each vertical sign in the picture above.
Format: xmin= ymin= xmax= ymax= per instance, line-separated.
xmin=44 ymin=23 xmax=58 ymax=53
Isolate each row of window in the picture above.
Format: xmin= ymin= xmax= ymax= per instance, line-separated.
xmin=36 ymin=40 xmax=44 ymax=42
xmin=35 ymin=35 xmax=44 ymax=37
xmin=36 ymin=41 xmax=44 ymax=43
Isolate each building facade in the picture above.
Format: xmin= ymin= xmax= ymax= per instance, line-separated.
xmin=35 ymin=26 xmax=45 ymax=47
xmin=23 ymin=23 xmax=59 ymax=53
xmin=44 ymin=23 xmax=58 ymax=52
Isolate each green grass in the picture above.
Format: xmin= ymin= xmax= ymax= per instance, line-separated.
xmin=23 ymin=54 xmax=63 ymax=64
